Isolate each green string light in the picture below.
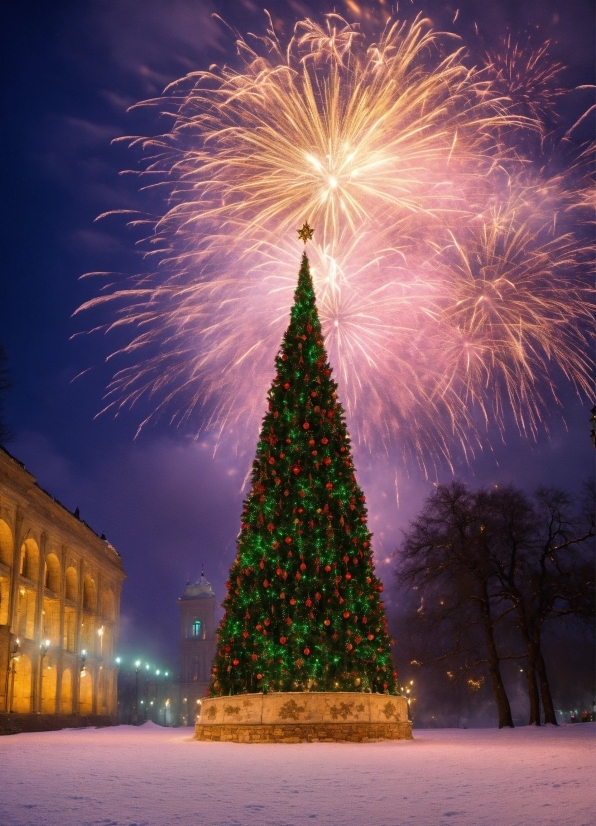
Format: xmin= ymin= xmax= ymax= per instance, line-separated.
xmin=208 ymin=253 xmax=398 ymax=696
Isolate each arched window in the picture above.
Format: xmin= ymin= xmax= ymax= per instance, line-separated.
xmin=20 ymin=539 xmax=39 ymax=582
xmin=83 ymin=574 xmax=97 ymax=612
xmin=65 ymin=567 xmax=77 ymax=602
xmin=191 ymin=619 xmax=202 ymax=637
xmin=44 ymin=553 xmax=60 ymax=593
xmin=0 ymin=519 xmax=12 ymax=566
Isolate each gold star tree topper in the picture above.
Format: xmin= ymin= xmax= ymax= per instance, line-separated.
xmin=297 ymin=221 xmax=314 ymax=244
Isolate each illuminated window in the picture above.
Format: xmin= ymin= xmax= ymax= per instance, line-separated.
xmin=192 ymin=619 xmax=202 ymax=637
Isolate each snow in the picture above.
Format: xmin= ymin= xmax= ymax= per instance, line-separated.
xmin=0 ymin=722 xmax=594 ymax=826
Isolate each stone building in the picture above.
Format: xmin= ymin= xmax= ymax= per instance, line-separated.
xmin=177 ymin=571 xmax=217 ymax=724
xmin=0 ymin=447 xmax=125 ymax=730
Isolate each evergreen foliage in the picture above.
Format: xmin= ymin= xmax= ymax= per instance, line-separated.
xmin=209 ymin=254 xmax=398 ymax=696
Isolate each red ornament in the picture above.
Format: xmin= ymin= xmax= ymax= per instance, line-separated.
xmin=242 ymin=631 xmax=249 ymax=639
xmin=303 ymin=422 xmax=310 ymax=430
xmin=324 ymin=619 xmax=331 ymax=626
xmin=257 ymin=673 xmax=263 ymax=680
xmin=355 ymin=636 xmax=362 ymax=644
xmin=346 ymin=644 xmax=353 ymax=651
xmin=367 ymin=634 xmax=375 ymax=641
xmin=309 ymin=439 xmax=315 ymax=446
xmin=343 ymin=555 xmax=349 ymax=563
xmin=232 ymin=659 xmax=240 ymax=666
xmin=345 ymin=573 xmax=352 ymax=581
xmin=285 ymin=536 xmax=293 ymax=544
xmin=305 ymin=598 xmax=312 ymax=607
xmin=304 ymin=648 xmax=310 ymax=655
xmin=264 ymin=618 xmax=271 ymax=626
xmin=343 ymin=611 xmax=350 ymax=619
xmin=280 ymin=637 xmax=287 ymax=644
xmin=300 ymin=562 xmax=307 ymax=571
xmin=290 ymin=598 xmax=296 ymax=605
xmin=378 ymin=584 xmax=384 ymax=592
xmin=256 ymin=624 xmax=263 ymax=631
xmin=293 ymin=466 xmax=301 ymax=475
xmin=251 ymin=654 xmax=258 ymax=661
xmin=326 ymin=482 xmax=333 ymax=490
xmin=323 ymin=457 xmax=331 ymax=466
xmin=284 ymin=382 xmax=290 ymax=389
xmin=321 ymin=437 xmax=328 ymax=444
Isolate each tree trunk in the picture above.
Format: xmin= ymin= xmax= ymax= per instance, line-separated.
xmin=479 ymin=593 xmax=514 ymax=728
xmin=511 ymin=600 xmax=541 ymax=725
xmin=533 ymin=632 xmax=558 ymax=725
xmin=523 ymin=655 xmax=541 ymax=726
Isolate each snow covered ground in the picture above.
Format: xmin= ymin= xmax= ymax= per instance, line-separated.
xmin=0 ymin=722 xmax=594 ymax=826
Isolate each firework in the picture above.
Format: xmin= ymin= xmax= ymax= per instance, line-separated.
xmin=483 ymin=36 xmax=566 ymax=127
xmin=78 ymin=13 xmax=593 ymax=466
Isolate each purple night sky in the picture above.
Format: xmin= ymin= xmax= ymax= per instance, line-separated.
xmin=1 ymin=0 xmax=593 ymax=670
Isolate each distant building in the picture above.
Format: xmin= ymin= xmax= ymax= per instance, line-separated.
xmin=177 ymin=571 xmax=217 ymax=724
xmin=0 ymin=447 xmax=125 ymax=730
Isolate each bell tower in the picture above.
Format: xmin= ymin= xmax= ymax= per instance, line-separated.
xmin=178 ymin=569 xmax=217 ymax=724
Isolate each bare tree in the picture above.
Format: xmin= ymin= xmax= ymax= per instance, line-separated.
xmin=395 ymin=480 xmax=595 ymax=727
xmin=488 ymin=484 xmax=595 ymax=724
xmin=395 ymin=482 xmax=516 ymax=728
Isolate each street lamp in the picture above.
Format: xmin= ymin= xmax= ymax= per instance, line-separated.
xmin=39 ymin=639 xmax=50 ymax=714
xmin=134 ymin=660 xmax=141 ymax=724
xmin=155 ymin=670 xmax=161 ymax=724
xmin=6 ymin=636 xmax=20 ymax=713
xmin=163 ymin=671 xmax=170 ymax=727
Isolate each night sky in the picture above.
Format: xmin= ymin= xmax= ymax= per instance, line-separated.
xmin=1 ymin=0 xmax=593 ymax=671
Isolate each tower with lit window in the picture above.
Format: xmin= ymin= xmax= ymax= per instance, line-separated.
xmin=177 ymin=570 xmax=217 ymax=723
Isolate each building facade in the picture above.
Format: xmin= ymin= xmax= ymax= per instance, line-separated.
xmin=0 ymin=447 xmax=125 ymax=728
xmin=177 ymin=572 xmax=217 ymax=724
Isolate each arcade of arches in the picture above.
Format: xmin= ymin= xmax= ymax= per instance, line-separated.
xmin=0 ymin=447 xmax=126 ymax=724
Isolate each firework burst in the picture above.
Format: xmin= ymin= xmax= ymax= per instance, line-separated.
xmin=78 ymin=12 xmax=594 ymax=467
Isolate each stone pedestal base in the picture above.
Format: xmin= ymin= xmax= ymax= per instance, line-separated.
xmin=195 ymin=692 xmax=412 ymax=743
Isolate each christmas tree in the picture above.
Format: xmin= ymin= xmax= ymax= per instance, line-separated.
xmin=209 ymin=234 xmax=398 ymax=696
